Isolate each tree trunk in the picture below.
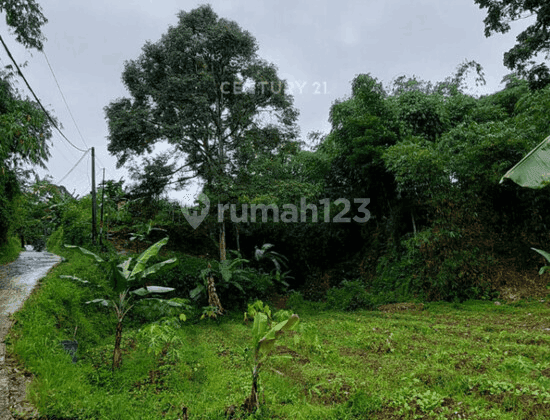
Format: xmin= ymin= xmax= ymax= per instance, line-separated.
xmin=207 ymin=262 xmax=224 ymax=316
xmin=243 ymin=365 xmax=260 ymax=413
xmin=235 ymin=223 xmax=240 ymax=255
xmin=112 ymin=319 xmax=123 ymax=370
xmin=219 ymin=220 xmax=226 ymax=261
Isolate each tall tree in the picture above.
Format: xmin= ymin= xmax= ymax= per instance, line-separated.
xmin=0 ymin=0 xmax=52 ymax=245
xmin=105 ymin=4 xmax=299 ymax=312
xmin=0 ymin=73 xmax=52 ymax=243
xmin=475 ymin=0 xmax=550 ymax=89
xmin=105 ymin=4 xmax=298 ymax=192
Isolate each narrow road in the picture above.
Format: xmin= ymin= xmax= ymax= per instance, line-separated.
xmin=0 ymin=246 xmax=62 ymax=420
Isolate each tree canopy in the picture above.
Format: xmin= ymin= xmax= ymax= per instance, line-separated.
xmin=0 ymin=0 xmax=52 ymax=245
xmin=475 ymin=0 xmax=550 ymax=89
xmin=0 ymin=0 xmax=48 ymax=50
xmin=105 ymin=4 xmax=299 ymax=199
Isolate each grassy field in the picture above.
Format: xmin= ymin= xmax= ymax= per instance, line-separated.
xmin=5 ymin=247 xmax=550 ymax=419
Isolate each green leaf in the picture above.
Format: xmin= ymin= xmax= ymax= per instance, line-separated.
xmin=532 ymin=247 xmax=550 ymax=264
xmin=252 ymin=312 xmax=269 ymax=344
xmin=130 ymin=237 xmax=169 ymax=279
xmin=64 ymin=244 xmax=105 ymax=263
xmin=257 ymin=314 xmax=300 ymax=355
xmin=118 ymin=258 xmax=132 ymax=279
xmin=140 ymin=257 xmax=178 ymax=280
xmin=110 ymin=259 xmax=129 ymax=293
xmin=130 ymin=286 xmax=174 ymax=296
xmin=137 ymin=297 xmax=182 ymax=307
xmin=190 ymin=285 xmax=205 ymax=300
xmin=500 ymin=135 xmax=550 ymax=189
xmin=86 ymin=299 xmax=111 ymax=307
xmin=60 ymin=275 xmax=100 ymax=288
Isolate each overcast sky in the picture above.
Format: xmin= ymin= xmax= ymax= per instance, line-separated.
xmin=1 ymin=0 xmax=533 ymax=204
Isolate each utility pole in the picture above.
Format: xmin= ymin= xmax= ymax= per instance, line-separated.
xmin=99 ymin=168 xmax=106 ymax=246
xmin=91 ymin=147 xmax=97 ymax=244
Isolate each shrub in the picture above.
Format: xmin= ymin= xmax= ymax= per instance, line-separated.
xmin=0 ymin=236 xmax=22 ymax=264
xmin=325 ymin=280 xmax=395 ymax=311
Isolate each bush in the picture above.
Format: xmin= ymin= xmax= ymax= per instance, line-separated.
xmin=325 ymin=280 xmax=397 ymax=311
xmin=59 ymin=197 xmax=93 ymax=248
xmin=374 ymin=227 xmax=496 ymax=302
xmin=0 ymin=236 xmax=22 ymax=264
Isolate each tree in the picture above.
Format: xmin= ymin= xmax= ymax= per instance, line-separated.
xmin=475 ymin=0 xmax=550 ymax=89
xmin=105 ymin=4 xmax=299 ymax=192
xmin=0 ymin=0 xmax=52 ymax=245
xmin=0 ymin=74 xmax=53 ymax=244
xmin=105 ymin=4 xmax=299 ymax=311
xmin=0 ymin=0 xmax=48 ymax=51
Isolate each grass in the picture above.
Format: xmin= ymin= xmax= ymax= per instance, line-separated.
xmin=0 ymin=236 xmax=22 ymax=265
xmin=6 ymin=246 xmax=550 ymax=419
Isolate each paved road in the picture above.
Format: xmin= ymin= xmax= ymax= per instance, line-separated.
xmin=0 ymin=247 xmax=62 ymax=420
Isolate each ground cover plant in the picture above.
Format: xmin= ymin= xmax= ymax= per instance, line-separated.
xmin=0 ymin=236 xmax=22 ymax=265
xmin=6 ymin=243 xmax=550 ymax=419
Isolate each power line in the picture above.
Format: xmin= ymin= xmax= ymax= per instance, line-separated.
xmin=0 ymin=33 xmax=88 ymax=153
xmin=57 ymin=148 xmax=90 ymax=185
xmin=42 ymin=50 xmax=89 ymax=150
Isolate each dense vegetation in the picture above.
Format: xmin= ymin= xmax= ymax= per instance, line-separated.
xmin=2 ymin=1 xmax=550 ymax=418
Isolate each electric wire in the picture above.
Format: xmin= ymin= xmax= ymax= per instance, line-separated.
xmin=57 ymin=148 xmax=90 ymax=185
xmin=42 ymin=50 xmax=89 ymax=150
xmin=0 ymin=34 xmax=88 ymax=153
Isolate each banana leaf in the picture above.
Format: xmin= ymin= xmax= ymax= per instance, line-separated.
xmin=64 ymin=244 xmax=105 ymax=263
xmin=130 ymin=286 xmax=175 ymax=296
xmin=129 ymin=237 xmax=169 ymax=279
xmin=500 ymin=135 xmax=550 ymax=189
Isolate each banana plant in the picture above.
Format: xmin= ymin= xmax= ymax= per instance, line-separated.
xmin=532 ymin=247 xmax=550 ymax=276
xmin=243 ymin=312 xmax=300 ymax=413
xmin=63 ymin=237 xmax=179 ymax=369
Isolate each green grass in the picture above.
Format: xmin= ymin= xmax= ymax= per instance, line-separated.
xmin=0 ymin=236 xmax=22 ymax=265
xmin=7 ymin=249 xmax=550 ymax=419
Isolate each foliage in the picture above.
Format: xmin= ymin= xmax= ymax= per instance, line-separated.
xmin=9 ymin=246 xmax=550 ymax=419
xmin=63 ymin=237 xmax=180 ymax=369
xmin=0 ymin=235 xmax=20 ymax=264
xmin=475 ymin=0 xmax=550 ymax=89
xmin=191 ymin=255 xmax=251 ymax=301
xmin=12 ymin=176 xmax=73 ymax=250
xmin=0 ymin=73 xmax=53 ymax=244
xmin=0 ymin=0 xmax=48 ymax=50
xmin=531 ymin=247 xmax=550 ymax=277
xmin=243 ymin=311 xmax=300 ymax=413
xmin=104 ymin=4 xmax=299 ymax=198
xmin=244 ymin=299 xmax=272 ymax=324
xmin=189 ymin=251 xmax=288 ymax=309
xmin=325 ymin=280 xmax=389 ymax=311
xmin=254 ymin=243 xmax=288 ymax=274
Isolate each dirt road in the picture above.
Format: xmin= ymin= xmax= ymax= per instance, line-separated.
xmin=0 ymin=247 xmax=62 ymax=420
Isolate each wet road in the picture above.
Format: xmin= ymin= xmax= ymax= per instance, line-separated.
xmin=0 ymin=246 xmax=62 ymax=420
xmin=0 ymin=246 xmax=63 ymax=316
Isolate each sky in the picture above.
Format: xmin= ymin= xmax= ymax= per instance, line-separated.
xmin=0 ymin=0 xmax=534 ymax=204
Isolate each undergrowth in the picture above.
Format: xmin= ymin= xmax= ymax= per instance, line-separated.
xmin=0 ymin=236 xmax=22 ymax=265
xmin=6 ymin=243 xmax=550 ymax=419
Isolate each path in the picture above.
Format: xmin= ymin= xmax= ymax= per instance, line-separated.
xmin=0 ymin=247 xmax=63 ymax=420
